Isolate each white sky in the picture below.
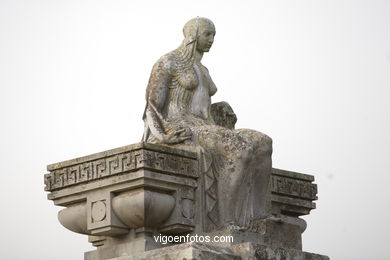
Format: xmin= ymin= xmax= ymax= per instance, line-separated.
xmin=1 ymin=0 xmax=389 ymax=259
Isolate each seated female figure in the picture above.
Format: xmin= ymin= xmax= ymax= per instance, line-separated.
xmin=142 ymin=17 xmax=272 ymax=231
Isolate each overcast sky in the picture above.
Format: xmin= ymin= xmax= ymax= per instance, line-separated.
xmin=1 ymin=0 xmax=389 ymax=259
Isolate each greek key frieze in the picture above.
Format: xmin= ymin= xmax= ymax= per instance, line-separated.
xmin=271 ymin=175 xmax=317 ymax=200
xmin=45 ymin=149 xmax=198 ymax=191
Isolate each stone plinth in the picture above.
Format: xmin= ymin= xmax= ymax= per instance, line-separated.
xmin=91 ymin=242 xmax=329 ymax=260
xmin=45 ymin=143 xmax=199 ymax=256
xmin=44 ymin=142 xmax=328 ymax=259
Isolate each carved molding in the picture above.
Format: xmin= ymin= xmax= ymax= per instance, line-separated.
xmin=45 ymin=143 xmax=198 ymax=191
xmin=270 ymin=168 xmax=318 ymax=216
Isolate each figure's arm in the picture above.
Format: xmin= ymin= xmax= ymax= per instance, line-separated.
xmin=145 ymin=57 xmax=191 ymax=144
xmin=144 ymin=58 xmax=170 ymax=140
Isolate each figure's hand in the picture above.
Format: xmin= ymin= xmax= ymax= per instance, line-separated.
xmin=162 ymin=128 xmax=192 ymax=144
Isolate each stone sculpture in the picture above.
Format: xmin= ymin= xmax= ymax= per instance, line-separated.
xmin=44 ymin=17 xmax=329 ymax=260
xmin=142 ymin=17 xmax=272 ymax=231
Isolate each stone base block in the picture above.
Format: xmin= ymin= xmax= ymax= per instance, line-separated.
xmin=105 ymin=242 xmax=240 ymax=260
xmin=92 ymin=242 xmax=329 ymax=260
xmin=232 ymin=243 xmax=329 ymax=260
xmin=205 ymin=217 xmax=306 ymax=250
xmin=85 ymin=236 xmax=161 ymax=260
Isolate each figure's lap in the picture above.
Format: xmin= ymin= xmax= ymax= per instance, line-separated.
xmin=193 ymin=125 xmax=272 ymax=157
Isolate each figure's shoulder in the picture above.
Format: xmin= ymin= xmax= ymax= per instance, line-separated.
xmin=153 ymin=50 xmax=178 ymax=73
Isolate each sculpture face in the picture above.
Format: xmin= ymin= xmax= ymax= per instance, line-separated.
xmin=196 ymin=22 xmax=215 ymax=53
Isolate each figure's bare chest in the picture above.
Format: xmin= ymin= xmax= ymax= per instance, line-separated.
xmin=173 ymin=61 xmax=215 ymax=92
xmin=193 ymin=63 xmax=212 ymax=91
xmin=190 ymin=63 xmax=213 ymax=119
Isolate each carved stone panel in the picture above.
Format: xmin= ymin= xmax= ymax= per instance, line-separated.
xmin=270 ymin=168 xmax=318 ymax=216
xmin=45 ymin=142 xmax=198 ymax=191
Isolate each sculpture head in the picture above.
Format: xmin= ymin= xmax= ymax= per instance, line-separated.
xmin=183 ymin=17 xmax=215 ymax=53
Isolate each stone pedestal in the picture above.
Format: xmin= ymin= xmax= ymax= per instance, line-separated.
xmin=99 ymin=242 xmax=329 ymax=260
xmin=44 ymin=142 xmax=329 ymax=260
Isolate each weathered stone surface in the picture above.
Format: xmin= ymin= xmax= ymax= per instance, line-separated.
xmin=86 ymin=242 xmax=329 ymax=260
xmin=232 ymin=243 xmax=329 ymax=260
xmin=102 ymin=242 xmax=240 ymax=260
xmin=203 ymin=216 xmax=306 ymax=250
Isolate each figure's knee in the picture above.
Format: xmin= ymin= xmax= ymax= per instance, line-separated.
xmin=249 ymin=131 xmax=272 ymax=156
xmin=262 ymin=134 xmax=273 ymax=153
xmin=234 ymin=129 xmax=273 ymax=156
